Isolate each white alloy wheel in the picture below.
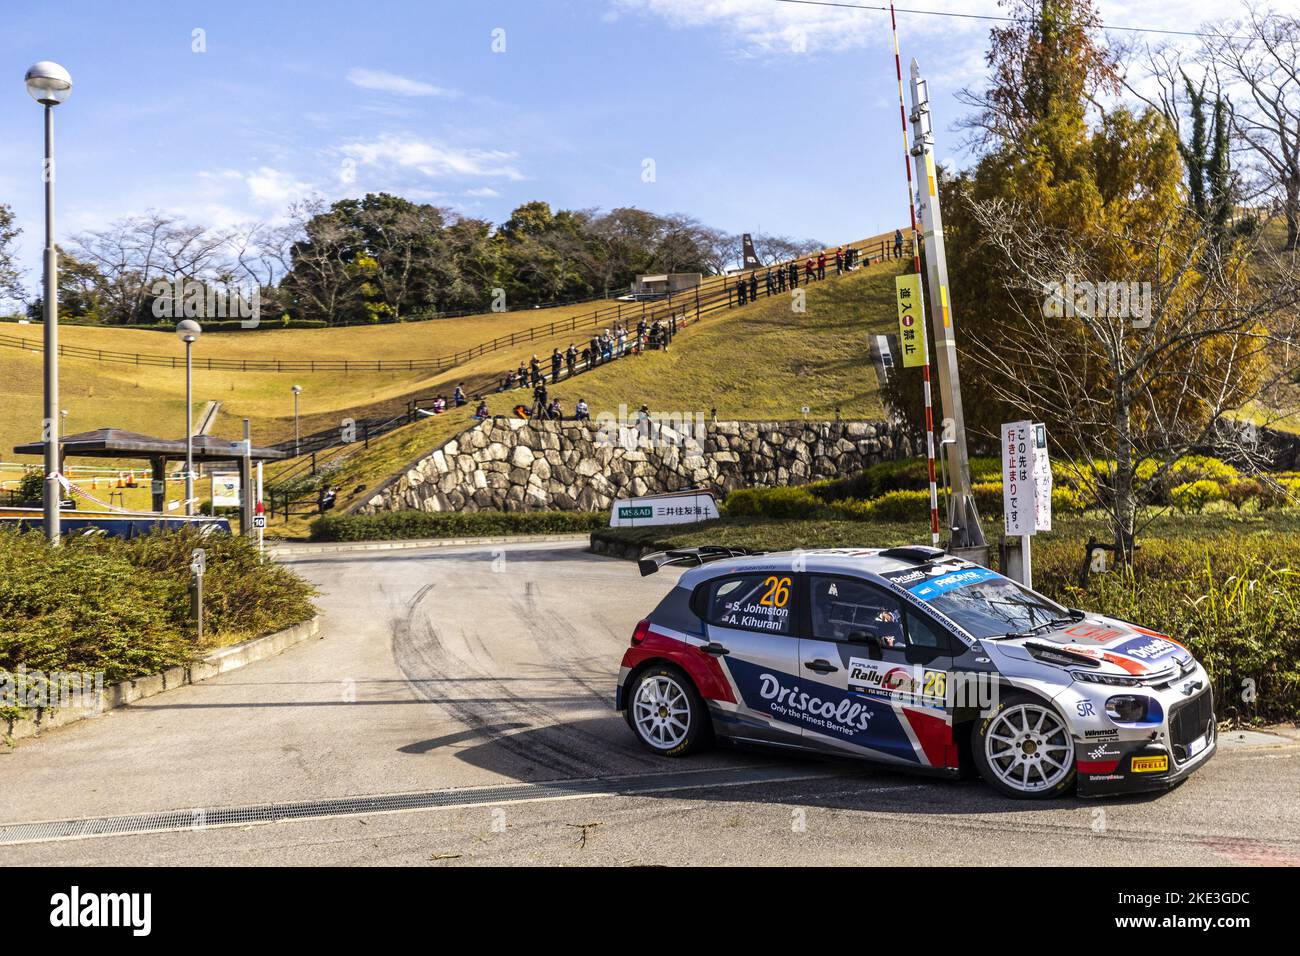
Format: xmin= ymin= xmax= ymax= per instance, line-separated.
xmin=632 ymin=674 xmax=692 ymax=751
xmin=983 ymin=702 xmax=1075 ymax=794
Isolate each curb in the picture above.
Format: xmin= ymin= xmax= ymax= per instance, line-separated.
xmin=3 ymin=616 xmax=321 ymax=745
xmin=270 ymin=532 xmax=594 ymax=557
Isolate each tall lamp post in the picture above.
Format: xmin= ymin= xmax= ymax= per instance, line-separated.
xmin=291 ymin=384 xmax=302 ymax=456
xmin=26 ymin=61 xmax=73 ymax=544
xmin=176 ymin=320 xmax=202 ymax=515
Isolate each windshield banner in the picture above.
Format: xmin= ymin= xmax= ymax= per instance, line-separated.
xmin=900 ymin=567 xmax=999 ymax=601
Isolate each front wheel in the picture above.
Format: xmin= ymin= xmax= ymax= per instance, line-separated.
xmin=972 ymin=693 xmax=1076 ymax=799
xmin=627 ymin=665 xmax=710 ymax=757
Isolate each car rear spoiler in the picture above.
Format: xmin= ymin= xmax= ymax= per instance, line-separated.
xmin=638 ymin=546 xmax=764 ymax=577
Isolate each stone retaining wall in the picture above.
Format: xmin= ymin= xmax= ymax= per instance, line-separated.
xmin=358 ymin=418 xmax=912 ymax=513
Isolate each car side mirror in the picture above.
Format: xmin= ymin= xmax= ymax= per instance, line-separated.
xmin=848 ymin=630 xmax=884 ymax=660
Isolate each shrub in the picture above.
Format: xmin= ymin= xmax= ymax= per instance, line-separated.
xmin=310 ymin=509 xmax=607 ymax=541
xmin=1225 ymin=479 xmax=1264 ymax=511
xmin=1168 ymin=455 xmax=1238 ymax=486
xmin=724 ymin=486 xmax=824 ymax=519
xmin=1171 ymin=479 xmax=1224 ymax=514
xmin=0 ymin=528 xmax=315 ymax=685
xmin=865 ymin=489 xmax=931 ymax=522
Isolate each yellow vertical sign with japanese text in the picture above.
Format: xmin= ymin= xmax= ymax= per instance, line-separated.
xmin=894 ymin=274 xmax=928 ymax=368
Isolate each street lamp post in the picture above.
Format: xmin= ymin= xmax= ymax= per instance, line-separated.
xmin=26 ymin=61 xmax=73 ymax=544
xmin=176 ymin=320 xmax=202 ymax=515
xmin=292 ymin=384 xmax=302 ymax=456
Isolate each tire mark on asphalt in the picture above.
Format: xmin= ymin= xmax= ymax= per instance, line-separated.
xmin=389 ymin=580 xmax=634 ymax=779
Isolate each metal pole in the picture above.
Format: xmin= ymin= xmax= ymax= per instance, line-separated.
xmin=890 ymin=5 xmax=940 ymax=549
xmin=909 ymin=59 xmax=986 ymax=552
xmin=185 ymin=339 xmax=194 ymax=515
xmin=294 ymin=392 xmax=300 ymax=456
xmin=42 ymin=104 xmax=60 ymax=544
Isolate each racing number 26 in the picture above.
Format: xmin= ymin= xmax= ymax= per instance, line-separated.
xmin=759 ymin=576 xmax=791 ymax=608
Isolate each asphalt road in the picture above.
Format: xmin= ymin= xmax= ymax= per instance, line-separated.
xmin=1 ymin=540 xmax=1297 ymax=866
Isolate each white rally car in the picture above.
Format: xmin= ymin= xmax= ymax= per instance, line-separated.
xmin=615 ymin=546 xmax=1216 ymax=798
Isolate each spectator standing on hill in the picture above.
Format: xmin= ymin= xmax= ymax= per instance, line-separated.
xmin=736 ymin=277 xmax=747 ymax=305
xmin=551 ymin=348 xmax=562 ymax=383
xmin=566 ymin=343 xmax=578 ymax=378
xmin=893 ymin=229 xmax=904 ymax=258
xmin=531 ymin=381 xmax=549 ymax=418
xmin=765 ymin=269 xmax=775 ymax=296
xmin=453 ymin=383 xmax=466 ymax=407
xmin=817 ymin=252 xmax=826 ymax=280
xmin=581 ymin=343 xmax=592 ymax=371
xmin=776 ymin=266 xmax=786 ymax=292
xmin=529 ymin=355 xmax=542 ymax=386
xmin=589 ymin=334 xmax=600 ymax=367
xmin=805 ymin=257 xmax=816 ymax=283
xmin=748 ymin=271 xmax=758 ymax=302
xmin=575 ymin=398 xmax=590 ymax=421
xmin=789 ymin=261 xmax=799 ymax=289
xmin=517 ymin=361 xmax=528 ymax=387
xmin=617 ymin=325 xmax=627 ymax=356
xmin=835 ymin=247 xmax=844 ymax=274
xmin=636 ymin=317 xmax=647 ymax=353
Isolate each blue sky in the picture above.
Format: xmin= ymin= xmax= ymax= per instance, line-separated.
xmin=0 ymin=0 xmax=1228 ymax=294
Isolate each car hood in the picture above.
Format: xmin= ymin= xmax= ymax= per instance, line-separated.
xmin=993 ymin=615 xmax=1193 ymax=679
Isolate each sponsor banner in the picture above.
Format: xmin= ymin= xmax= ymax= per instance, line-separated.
xmin=906 ymin=567 xmax=999 ymax=601
xmin=721 ymin=656 xmax=920 ymax=763
xmin=847 ymin=658 xmax=947 ymax=711
xmin=608 ymin=490 xmax=719 ymax=527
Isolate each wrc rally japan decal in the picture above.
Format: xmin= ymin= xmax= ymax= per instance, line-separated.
xmin=720 ymin=655 xmax=952 ymax=766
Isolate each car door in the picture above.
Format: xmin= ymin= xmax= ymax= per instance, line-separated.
xmin=797 ymin=574 xmax=956 ymax=768
xmin=697 ymin=570 xmax=803 ymax=746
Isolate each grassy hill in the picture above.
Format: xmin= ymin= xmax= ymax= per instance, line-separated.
xmin=2 ymin=251 xmax=908 ymax=528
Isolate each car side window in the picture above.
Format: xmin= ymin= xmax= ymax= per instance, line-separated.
xmin=810 ymin=576 xmax=905 ymax=647
xmin=702 ymin=573 xmax=795 ymax=636
xmin=905 ymin=610 xmax=948 ymax=649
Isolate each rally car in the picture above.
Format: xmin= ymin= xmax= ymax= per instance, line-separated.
xmin=614 ymin=545 xmax=1216 ymax=798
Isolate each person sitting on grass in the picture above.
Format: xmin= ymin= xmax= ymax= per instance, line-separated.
xmin=574 ymin=398 xmax=590 ymax=421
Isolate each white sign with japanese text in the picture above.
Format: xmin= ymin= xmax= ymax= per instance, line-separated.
xmin=609 ymin=490 xmax=720 ymax=527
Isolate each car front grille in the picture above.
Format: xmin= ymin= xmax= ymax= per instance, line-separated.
xmin=1169 ymin=687 xmax=1214 ymax=763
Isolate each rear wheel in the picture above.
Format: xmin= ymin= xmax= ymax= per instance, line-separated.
xmin=972 ymin=693 xmax=1076 ymax=799
xmin=627 ymin=665 xmax=710 ymax=757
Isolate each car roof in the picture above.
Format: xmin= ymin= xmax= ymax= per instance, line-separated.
xmin=674 ymin=547 xmax=971 ymax=589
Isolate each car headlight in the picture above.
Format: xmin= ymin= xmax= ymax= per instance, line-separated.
xmin=1073 ymin=670 xmax=1141 ymax=687
xmin=1106 ymin=694 xmax=1161 ymax=723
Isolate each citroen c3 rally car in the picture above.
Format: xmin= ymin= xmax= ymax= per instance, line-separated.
xmin=615 ymin=545 xmax=1216 ymax=798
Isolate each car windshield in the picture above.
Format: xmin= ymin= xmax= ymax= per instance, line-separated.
xmin=907 ymin=570 xmax=1068 ymax=640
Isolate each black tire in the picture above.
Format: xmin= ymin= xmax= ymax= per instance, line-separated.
xmin=971 ymin=692 xmax=1077 ymax=799
xmin=625 ymin=664 xmax=711 ymax=757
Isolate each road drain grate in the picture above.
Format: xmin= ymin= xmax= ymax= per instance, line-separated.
xmin=0 ymin=763 xmax=842 ymax=846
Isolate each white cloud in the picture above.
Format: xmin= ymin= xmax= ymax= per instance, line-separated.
xmin=341 ymin=134 xmax=524 ymax=181
xmin=609 ymin=0 xmax=1243 ymax=57
xmin=346 ymin=68 xmax=457 ymax=98
xmin=464 ymin=186 xmax=502 ymax=197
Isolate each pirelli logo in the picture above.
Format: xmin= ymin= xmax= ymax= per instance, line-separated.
xmin=1131 ymin=755 xmax=1169 ymax=774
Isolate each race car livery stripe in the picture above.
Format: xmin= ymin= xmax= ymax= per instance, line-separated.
xmin=900 ymin=707 xmax=957 ymax=768
xmin=622 ymin=628 xmax=736 ymax=704
xmin=1076 ymin=759 xmax=1121 ymax=774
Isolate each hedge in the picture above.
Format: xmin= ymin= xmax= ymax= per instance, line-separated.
xmin=0 ymin=528 xmax=316 ymax=685
xmin=309 ymin=509 xmax=607 ymax=541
